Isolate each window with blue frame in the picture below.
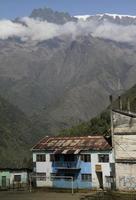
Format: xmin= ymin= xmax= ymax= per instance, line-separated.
xmin=80 ymin=154 xmax=91 ymax=162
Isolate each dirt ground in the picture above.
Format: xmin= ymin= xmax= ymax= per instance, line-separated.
xmin=0 ymin=191 xmax=81 ymax=200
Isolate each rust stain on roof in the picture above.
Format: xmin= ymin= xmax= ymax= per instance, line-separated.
xmin=32 ymin=136 xmax=111 ymax=152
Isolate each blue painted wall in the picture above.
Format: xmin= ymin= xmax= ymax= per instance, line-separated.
xmin=51 ymin=154 xmax=92 ymax=189
xmin=52 ymin=178 xmax=92 ymax=189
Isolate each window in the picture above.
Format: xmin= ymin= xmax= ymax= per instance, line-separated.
xmin=81 ymin=174 xmax=92 ymax=181
xmin=98 ymin=154 xmax=109 ymax=163
xmin=50 ymin=154 xmax=55 ymax=162
xmin=14 ymin=175 xmax=21 ymax=182
xmin=80 ymin=154 xmax=91 ymax=162
xmin=64 ymin=155 xmax=75 ymax=162
xmin=36 ymin=173 xmax=46 ymax=181
xmin=55 ymin=155 xmax=61 ymax=161
xmin=36 ymin=154 xmax=46 ymax=162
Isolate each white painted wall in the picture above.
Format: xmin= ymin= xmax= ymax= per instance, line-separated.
xmin=91 ymin=151 xmax=113 ymax=189
xmin=33 ymin=152 xmax=53 ymax=187
xmin=10 ymin=172 xmax=28 ymax=185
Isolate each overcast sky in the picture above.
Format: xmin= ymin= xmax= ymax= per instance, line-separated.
xmin=0 ymin=0 xmax=136 ymax=19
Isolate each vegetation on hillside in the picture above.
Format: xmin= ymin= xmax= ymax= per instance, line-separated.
xmin=59 ymin=111 xmax=111 ymax=136
xmin=1 ymin=84 xmax=136 ymax=167
xmin=117 ymin=85 xmax=136 ymax=112
xmin=59 ymin=84 xmax=136 ymax=137
xmin=0 ymin=95 xmax=48 ymax=168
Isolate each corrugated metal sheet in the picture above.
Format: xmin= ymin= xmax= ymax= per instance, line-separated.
xmin=32 ymin=136 xmax=111 ymax=152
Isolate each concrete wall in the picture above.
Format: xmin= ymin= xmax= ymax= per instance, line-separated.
xmin=114 ymin=135 xmax=136 ymax=159
xmin=113 ymin=112 xmax=136 ymax=133
xmin=113 ymin=111 xmax=136 ymax=190
xmin=116 ymin=163 xmax=136 ymax=190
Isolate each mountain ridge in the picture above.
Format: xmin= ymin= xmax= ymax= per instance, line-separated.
xmin=0 ymin=7 xmax=136 ymax=135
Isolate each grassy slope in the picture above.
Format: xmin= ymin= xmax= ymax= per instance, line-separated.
xmin=0 ymin=95 xmax=47 ymax=168
xmin=59 ymin=84 xmax=136 ymax=136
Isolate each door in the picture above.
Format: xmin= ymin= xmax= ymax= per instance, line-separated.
xmin=97 ymin=172 xmax=103 ymax=189
xmin=2 ymin=176 xmax=6 ymax=188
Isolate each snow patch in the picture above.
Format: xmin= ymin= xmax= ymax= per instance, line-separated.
xmin=97 ymin=13 xmax=136 ymax=19
xmin=74 ymin=15 xmax=91 ymax=21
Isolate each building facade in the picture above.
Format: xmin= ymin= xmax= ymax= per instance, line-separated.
xmin=32 ymin=136 xmax=115 ymax=189
xmin=0 ymin=168 xmax=30 ymax=189
xmin=112 ymin=109 xmax=136 ymax=190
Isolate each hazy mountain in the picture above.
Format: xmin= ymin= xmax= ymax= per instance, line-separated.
xmin=0 ymin=8 xmax=136 ymax=135
xmin=0 ymin=35 xmax=136 ymax=133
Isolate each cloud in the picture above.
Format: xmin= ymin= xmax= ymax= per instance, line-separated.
xmin=0 ymin=19 xmax=27 ymax=40
xmin=0 ymin=17 xmax=136 ymax=43
xmin=92 ymin=22 xmax=136 ymax=43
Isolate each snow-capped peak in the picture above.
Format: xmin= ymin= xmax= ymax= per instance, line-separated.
xmin=74 ymin=15 xmax=91 ymax=21
xmin=74 ymin=13 xmax=136 ymax=21
xmin=97 ymin=13 xmax=136 ymax=19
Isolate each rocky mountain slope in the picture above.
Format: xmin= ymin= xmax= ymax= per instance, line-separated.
xmin=30 ymin=7 xmax=77 ymax=24
xmin=76 ymin=13 xmax=136 ymax=25
xmin=0 ymin=8 xmax=136 ymax=135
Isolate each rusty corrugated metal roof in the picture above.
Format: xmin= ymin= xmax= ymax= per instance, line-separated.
xmin=32 ymin=136 xmax=111 ymax=152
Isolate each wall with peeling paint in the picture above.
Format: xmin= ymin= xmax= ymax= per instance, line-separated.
xmin=113 ymin=110 xmax=136 ymax=190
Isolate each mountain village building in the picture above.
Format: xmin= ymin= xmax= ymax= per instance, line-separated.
xmin=112 ymin=109 xmax=136 ymax=190
xmin=32 ymin=136 xmax=115 ymax=190
xmin=0 ymin=168 xmax=30 ymax=189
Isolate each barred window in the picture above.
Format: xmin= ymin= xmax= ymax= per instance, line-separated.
xmin=36 ymin=154 xmax=46 ymax=162
xmin=80 ymin=154 xmax=91 ymax=162
xmin=81 ymin=174 xmax=92 ymax=181
xmin=98 ymin=154 xmax=109 ymax=163
xmin=36 ymin=173 xmax=46 ymax=181
xmin=14 ymin=175 xmax=21 ymax=182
